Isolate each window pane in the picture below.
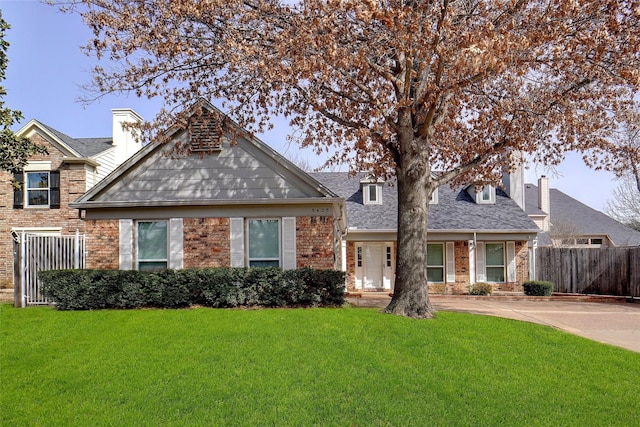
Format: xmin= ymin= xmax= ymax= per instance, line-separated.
xmin=27 ymin=190 xmax=49 ymax=206
xmin=249 ymin=260 xmax=280 ymax=268
xmin=26 ymin=172 xmax=49 ymax=206
xmin=368 ymin=185 xmax=377 ymax=202
xmin=487 ymin=267 xmax=505 ymax=282
xmin=427 ymin=244 xmax=444 ymax=266
xmin=27 ymin=172 xmax=49 ymax=189
xmin=139 ymin=261 xmax=168 ymax=271
xmin=482 ymin=186 xmax=491 ymax=201
xmin=138 ymin=222 xmax=167 ymax=260
xmin=427 ymin=267 xmax=444 ymax=283
xmin=248 ymin=220 xmax=279 ymax=258
xmin=485 ymin=243 xmax=504 ymax=266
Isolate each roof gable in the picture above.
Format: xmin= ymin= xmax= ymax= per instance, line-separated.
xmin=17 ymin=120 xmax=112 ymax=158
xmin=73 ymin=104 xmax=337 ymax=207
xmin=525 ymin=183 xmax=640 ymax=246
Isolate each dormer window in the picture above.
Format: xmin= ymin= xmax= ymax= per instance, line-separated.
xmin=360 ymin=174 xmax=384 ymax=205
xmin=476 ymin=185 xmax=495 ymax=204
xmin=364 ymin=184 xmax=382 ymax=205
xmin=429 ymin=188 xmax=438 ymax=205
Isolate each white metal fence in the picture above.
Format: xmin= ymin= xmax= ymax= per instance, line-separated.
xmin=12 ymin=232 xmax=85 ymax=307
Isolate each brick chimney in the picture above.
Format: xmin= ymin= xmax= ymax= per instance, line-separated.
xmin=538 ymin=175 xmax=550 ymax=231
xmin=112 ymin=108 xmax=143 ymax=166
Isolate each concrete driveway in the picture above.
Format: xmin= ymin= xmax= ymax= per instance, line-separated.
xmin=348 ymin=294 xmax=640 ymax=353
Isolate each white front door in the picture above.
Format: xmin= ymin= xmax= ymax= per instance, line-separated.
xmin=363 ymin=244 xmax=384 ymax=289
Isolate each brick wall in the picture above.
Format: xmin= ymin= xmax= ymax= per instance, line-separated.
xmin=345 ymin=241 xmax=356 ymax=290
xmin=83 ymin=215 xmax=336 ymax=271
xmin=295 ymin=216 xmax=335 ymax=270
xmin=0 ymin=134 xmax=88 ymax=286
xmin=183 ymin=218 xmax=230 ymax=268
xmin=449 ymin=241 xmax=471 ymax=294
xmin=514 ymin=241 xmax=529 ymax=291
xmin=85 ymin=219 xmax=119 ymax=270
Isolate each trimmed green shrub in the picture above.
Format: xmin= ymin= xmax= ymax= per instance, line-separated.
xmin=523 ymin=280 xmax=554 ymax=296
xmin=470 ymin=282 xmax=493 ymax=296
xmin=39 ymin=267 xmax=345 ymax=310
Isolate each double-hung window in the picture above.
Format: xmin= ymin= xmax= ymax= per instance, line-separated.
xmin=25 ymin=172 xmax=50 ymax=207
xmin=137 ymin=221 xmax=168 ymax=271
xmin=426 ymin=243 xmax=445 ymax=283
xmin=485 ymin=243 xmax=505 ymax=282
xmin=248 ymin=219 xmax=280 ymax=267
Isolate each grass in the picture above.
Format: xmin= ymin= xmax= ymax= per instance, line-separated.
xmin=1 ymin=305 xmax=639 ymax=426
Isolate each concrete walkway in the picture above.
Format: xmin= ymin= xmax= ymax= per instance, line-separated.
xmin=347 ymin=293 xmax=640 ymax=353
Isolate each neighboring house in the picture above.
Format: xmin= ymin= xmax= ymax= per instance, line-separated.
xmin=312 ymin=172 xmax=539 ymax=294
xmin=525 ymin=176 xmax=640 ymax=247
xmin=70 ymin=101 xmax=346 ymax=273
xmin=0 ymin=109 xmax=142 ymax=287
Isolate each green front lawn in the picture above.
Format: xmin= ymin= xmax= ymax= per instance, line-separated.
xmin=1 ymin=305 xmax=638 ymax=426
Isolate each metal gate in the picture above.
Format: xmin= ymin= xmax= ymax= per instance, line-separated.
xmin=12 ymin=231 xmax=86 ymax=307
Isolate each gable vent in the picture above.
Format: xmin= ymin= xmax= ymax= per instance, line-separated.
xmin=188 ymin=114 xmax=223 ymax=152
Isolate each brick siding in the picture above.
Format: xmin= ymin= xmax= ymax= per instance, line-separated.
xmin=0 ymin=134 xmax=88 ymax=286
xmin=295 ymin=216 xmax=335 ymax=270
xmin=83 ymin=215 xmax=336 ymax=271
xmin=85 ymin=219 xmax=119 ymax=270
xmin=183 ymin=218 xmax=230 ymax=268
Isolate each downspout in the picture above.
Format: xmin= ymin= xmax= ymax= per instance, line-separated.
xmin=472 ymin=232 xmax=478 ymax=288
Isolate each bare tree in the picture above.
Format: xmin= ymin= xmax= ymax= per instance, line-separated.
xmin=55 ymin=0 xmax=640 ymax=317
xmin=605 ymin=175 xmax=640 ymax=232
xmin=549 ymin=221 xmax=584 ymax=248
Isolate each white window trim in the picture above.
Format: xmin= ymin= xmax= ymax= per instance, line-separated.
xmin=476 ymin=185 xmax=495 ymax=204
xmin=485 ymin=242 xmax=506 ymax=283
xmin=426 ymin=242 xmax=445 ymax=283
xmin=247 ymin=218 xmax=282 ymax=268
xmin=24 ymin=171 xmax=50 ymax=208
xmin=363 ymin=184 xmax=382 ymax=205
xmin=23 ymin=161 xmax=51 ymax=172
xmin=136 ymin=220 xmax=169 ymax=271
xmin=429 ymin=188 xmax=438 ymax=205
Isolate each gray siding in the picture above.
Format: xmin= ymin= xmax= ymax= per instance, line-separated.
xmin=97 ymin=134 xmax=323 ymax=202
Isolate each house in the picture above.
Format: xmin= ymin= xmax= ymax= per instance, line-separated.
xmin=70 ymin=101 xmax=346 ymax=273
xmin=68 ymin=101 xmax=540 ymax=294
xmin=525 ymin=176 xmax=640 ymax=247
xmin=311 ymin=173 xmax=539 ymax=294
xmin=0 ymin=109 xmax=143 ymax=288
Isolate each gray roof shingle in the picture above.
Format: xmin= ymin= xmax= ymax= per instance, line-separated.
xmin=312 ymin=172 xmax=539 ymax=232
xmin=38 ymin=121 xmax=112 ymax=158
xmin=524 ymin=183 xmax=640 ymax=246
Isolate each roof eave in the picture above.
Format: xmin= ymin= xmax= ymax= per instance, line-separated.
xmin=70 ymin=197 xmax=345 ymax=210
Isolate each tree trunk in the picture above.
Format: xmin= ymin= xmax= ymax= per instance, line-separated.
xmin=384 ymin=159 xmax=435 ymax=319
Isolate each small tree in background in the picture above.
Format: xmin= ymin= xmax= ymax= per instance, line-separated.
xmin=55 ymin=0 xmax=640 ymax=318
xmin=605 ymin=175 xmax=640 ymax=232
xmin=0 ymin=11 xmax=47 ymax=173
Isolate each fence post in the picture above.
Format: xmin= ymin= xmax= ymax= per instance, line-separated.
xmin=21 ymin=232 xmax=26 ymax=308
xmin=74 ymin=229 xmax=80 ymax=269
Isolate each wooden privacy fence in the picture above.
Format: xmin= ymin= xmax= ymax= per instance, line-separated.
xmin=535 ymin=247 xmax=640 ymax=297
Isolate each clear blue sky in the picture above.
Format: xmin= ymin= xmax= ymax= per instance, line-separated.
xmin=2 ymin=0 xmax=619 ymax=212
